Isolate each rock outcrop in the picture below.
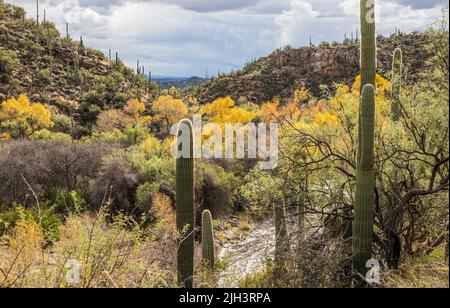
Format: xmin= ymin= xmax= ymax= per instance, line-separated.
xmin=192 ymin=33 xmax=430 ymax=104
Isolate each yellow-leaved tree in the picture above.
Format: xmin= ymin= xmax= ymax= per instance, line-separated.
xmin=200 ymin=96 xmax=256 ymax=125
xmin=151 ymin=95 xmax=188 ymax=132
xmin=97 ymin=99 xmax=152 ymax=132
xmin=0 ymin=94 xmax=53 ymax=139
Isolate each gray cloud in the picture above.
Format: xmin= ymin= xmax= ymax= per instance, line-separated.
xmin=6 ymin=0 xmax=447 ymax=76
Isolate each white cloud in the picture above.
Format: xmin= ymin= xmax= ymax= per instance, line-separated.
xmin=5 ymin=0 xmax=447 ymax=76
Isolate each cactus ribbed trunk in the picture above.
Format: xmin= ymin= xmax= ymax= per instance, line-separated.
xmin=353 ymin=0 xmax=377 ymax=277
xmin=202 ymin=210 xmax=215 ymax=269
xmin=391 ymin=48 xmax=402 ymax=122
xmin=359 ymin=0 xmax=377 ymax=92
xmin=353 ymin=85 xmax=376 ymax=275
xmin=176 ymin=119 xmax=195 ymax=288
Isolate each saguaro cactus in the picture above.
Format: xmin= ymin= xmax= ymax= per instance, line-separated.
xmin=202 ymin=210 xmax=215 ymax=269
xmin=353 ymin=0 xmax=377 ymax=277
xmin=359 ymin=0 xmax=376 ymax=91
xmin=391 ymin=48 xmax=403 ymax=121
xmin=353 ymin=84 xmax=377 ymax=276
xmin=176 ymin=119 xmax=195 ymax=288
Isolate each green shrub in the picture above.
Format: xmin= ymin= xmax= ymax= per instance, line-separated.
xmin=136 ymin=182 xmax=160 ymax=210
xmin=0 ymin=204 xmax=61 ymax=244
xmin=0 ymin=47 xmax=19 ymax=79
xmin=197 ymin=163 xmax=239 ymax=215
xmin=37 ymin=68 xmax=52 ymax=83
xmin=31 ymin=129 xmax=72 ymax=142
xmin=44 ymin=190 xmax=88 ymax=214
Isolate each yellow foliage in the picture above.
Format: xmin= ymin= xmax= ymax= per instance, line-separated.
xmin=0 ymin=94 xmax=54 ymax=138
xmin=314 ymin=112 xmax=339 ymax=127
xmin=1 ymin=132 xmax=11 ymax=140
xmin=97 ymin=99 xmax=152 ymax=132
xmin=97 ymin=109 xmax=133 ymax=132
xmin=9 ymin=216 xmax=44 ymax=268
xmin=294 ymin=86 xmax=311 ymax=104
xmin=152 ymin=95 xmax=188 ymax=131
xmin=200 ymin=96 xmax=256 ymax=125
xmin=152 ymin=193 xmax=176 ymax=237
xmin=124 ymin=99 xmax=146 ymax=118
xmin=352 ymin=74 xmax=391 ymax=96
xmin=140 ymin=135 xmax=163 ymax=156
xmin=259 ymin=97 xmax=281 ymax=122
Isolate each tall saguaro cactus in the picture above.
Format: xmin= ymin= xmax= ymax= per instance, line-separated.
xmin=202 ymin=210 xmax=215 ymax=269
xmin=391 ymin=48 xmax=403 ymax=122
xmin=353 ymin=85 xmax=376 ymax=275
xmin=353 ymin=0 xmax=377 ymax=277
xmin=176 ymin=119 xmax=195 ymax=288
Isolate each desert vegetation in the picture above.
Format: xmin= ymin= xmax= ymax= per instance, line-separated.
xmin=0 ymin=0 xmax=448 ymax=288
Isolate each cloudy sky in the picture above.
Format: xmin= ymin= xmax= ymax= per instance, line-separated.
xmin=7 ymin=0 xmax=447 ymax=76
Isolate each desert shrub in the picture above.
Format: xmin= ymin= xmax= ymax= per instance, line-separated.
xmin=90 ymin=126 xmax=149 ymax=147
xmin=0 ymin=140 xmax=116 ymax=204
xmin=151 ymin=193 xmax=176 ymax=237
xmin=12 ymin=6 xmax=25 ymax=20
xmin=0 ymin=47 xmax=19 ymax=80
xmin=37 ymin=68 xmax=52 ymax=83
xmin=90 ymin=151 xmax=138 ymax=215
xmin=43 ymin=190 xmax=88 ymax=215
xmin=0 ymin=210 xmax=174 ymax=288
xmin=0 ymin=204 xmax=61 ymax=244
xmin=135 ymin=182 xmax=160 ymax=211
xmin=32 ymin=129 xmax=72 ymax=142
xmin=196 ymin=163 xmax=239 ymax=216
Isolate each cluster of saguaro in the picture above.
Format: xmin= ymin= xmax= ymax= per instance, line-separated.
xmin=175 ymin=119 xmax=216 ymax=287
xmin=352 ymin=0 xmax=377 ymax=276
xmin=391 ymin=48 xmax=403 ymax=122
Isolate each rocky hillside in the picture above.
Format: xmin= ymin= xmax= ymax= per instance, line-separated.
xmin=190 ymin=33 xmax=431 ymax=104
xmin=0 ymin=1 xmax=155 ymax=134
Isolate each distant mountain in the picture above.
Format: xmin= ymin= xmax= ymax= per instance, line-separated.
xmin=188 ymin=33 xmax=431 ymax=104
xmin=154 ymin=76 xmax=205 ymax=89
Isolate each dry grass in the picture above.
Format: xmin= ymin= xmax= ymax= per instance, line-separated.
xmin=384 ymin=247 xmax=449 ymax=288
xmin=0 ymin=205 xmax=177 ymax=288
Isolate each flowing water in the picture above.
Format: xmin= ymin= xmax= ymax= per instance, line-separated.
xmin=218 ymin=217 xmax=297 ymax=288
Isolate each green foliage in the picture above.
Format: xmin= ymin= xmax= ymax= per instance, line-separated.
xmin=240 ymin=167 xmax=284 ymax=214
xmin=0 ymin=204 xmax=61 ymax=244
xmin=45 ymin=190 xmax=88 ymax=214
xmin=31 ymin=129 xmax=72 ymax=142
xmin=176 ymin=119 xmax=195 ymax=288
xmin=0 ymin=47 xmax=19 ymax=80
xmin=37 ymin=68 xmax=52 ymax=84
xmin=12 ymin=6 xmax=25 ymax=20
xmin=136 ymin=182 xmax=160 ymax=210
xmin=196 ymin=163 xmax=239 ymax=214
